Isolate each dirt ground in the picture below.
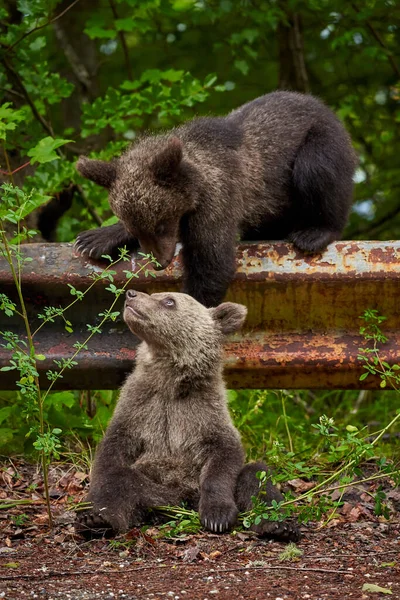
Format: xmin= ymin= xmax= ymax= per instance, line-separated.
xmin=0 ymin=461 xmax=399 ymax=600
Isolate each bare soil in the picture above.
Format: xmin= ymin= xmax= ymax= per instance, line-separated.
xmin=0 ymin=461 xmax=399 ymax=600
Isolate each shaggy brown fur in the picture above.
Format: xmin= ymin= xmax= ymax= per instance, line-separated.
xmin=75 ymin=91 xmax=357 ymax=307
xmin=75 ymin=290 xmax=299 ymax=541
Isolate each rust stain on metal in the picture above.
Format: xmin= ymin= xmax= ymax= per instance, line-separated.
xmin=1 ymin=241 xmax=400 ymax=390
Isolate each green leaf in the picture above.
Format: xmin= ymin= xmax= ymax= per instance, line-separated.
xmin=102 ymin=215 xmax=119 ymax=227
xmin=359 ymin=372 xmax=369 ymax=381
xmin=162 ymin=69 xmax=185 ymax=82
xmin=204 ymin=73 xmax=217 ymax=88
xmin=172 ymin=0 xmax=196 ymax=10
xmin=3 ymin=562 xmax=19 ymax=569
xmin=120 ymin=79 xmax=142 ymax=91
xmin=84 ymin=25 xmax=116 ymax=39
xmin=27 ymin=137 xmax=73 ymax=165
xmin=29 ymin=36 xmax=46 ymax=51
xmin=46 ymin=392 xmax=75 ymax=410
xmin=346 ymin=425 xmax=358 ymax=432
xmin=362 ymin=583 xmax=392 ymax=594
xmin=234 ymin=60 xmax=249 ymax=75
xmin=0 ymin=428 xmax=13 ymax=446
xmin=0 ymin=406 xmax=13 ymax=425
xmin=0 ymin=103 xmax=26 ymax=141
xmin=115 ymin=17 xmax=135 ymax=32
xmin=35 ymin=354 xmax=46 ymax=361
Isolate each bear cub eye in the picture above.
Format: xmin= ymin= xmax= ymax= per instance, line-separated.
xmin=162 ymin=298 xmax=175 ymax=309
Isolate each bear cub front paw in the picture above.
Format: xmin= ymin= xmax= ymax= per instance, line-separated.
xmin=75 ymin=229 xmax=117 ymax=260
xmin=199 ymin=497 xmax=238 ymax=533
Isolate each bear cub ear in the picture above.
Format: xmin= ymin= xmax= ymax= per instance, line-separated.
xmin=150 ymin=137 xmax=183 ymax=183
xmin=76 ymin=157 xmax=117 ymax=189
xmin=209 ymin=303 xmax=247 ymax=335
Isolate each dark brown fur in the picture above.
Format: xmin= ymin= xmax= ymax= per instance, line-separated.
xmin=75 ymin=91 xmax=357 ymax=307
xmin=75 ymin=291 xmax=299 ymax=542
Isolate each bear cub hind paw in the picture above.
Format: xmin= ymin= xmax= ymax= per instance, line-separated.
xmin=251 ymin=518 xmax=301 ymax=542
xmin=75 ymin=508 xmax=115 ymax=539
xmin=288 ymin=228 xmax=339 ymax=254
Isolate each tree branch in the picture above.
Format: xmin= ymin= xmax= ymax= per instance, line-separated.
xmin=52 ymin=20 xmax=94 ymax=101
xmin=108 ymin=0 xmax=133 ymax=80
xmin=278 ymin=2 xmax=310 ymax=92
xmin=7 ymin=0 xmax=81 ymax=52
xmin=351 ymin=3 xmax=400 ymax=79
xmin=0 ymin=563 xmax=351 ymax=581
xmin=76 ymin=184 xmax=103 ymax=226
xmin=348 ymin=200 xmax=400 ymax=238
xmin=1 ymin=57 xmax=54 ymax=137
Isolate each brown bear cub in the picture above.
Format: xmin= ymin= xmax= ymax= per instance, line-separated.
xmin=76 ymin=290 xmax=299 ymax=541
xmin=75 ymin=91 xmax=357 ymax=307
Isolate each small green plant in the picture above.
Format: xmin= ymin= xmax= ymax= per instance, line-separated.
xmin=358 ymin=309 xmax=400 ymax=389
xmin=242 ymin=469 xmax=293 ymax=529
xmin=11 ymin=513 xmax=29 ymax=527
xmin=373 ymin=487 xmax=390 ymax=520
xmin=156 ymin=506 xmax=202 ymax=538
xmin=279 ymin=543 xmax=303 ymax=561
xmin=0 ymin=181 xmax=157 ymax=526
xmin=108 ymin=538 xmax=136 ymax=552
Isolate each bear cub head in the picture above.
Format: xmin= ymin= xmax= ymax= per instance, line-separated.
xmin=77 ymin=138 xmax=195 ymax=269
xmin=124 ymin=290 xmax=247 ymax=356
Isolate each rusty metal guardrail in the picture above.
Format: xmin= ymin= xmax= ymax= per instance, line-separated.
xmin=1 ymin=241 xmax=400 ymax=390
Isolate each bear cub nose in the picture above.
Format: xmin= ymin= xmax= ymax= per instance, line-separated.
xmin=126 ymin=290 xmax=137 ymax=299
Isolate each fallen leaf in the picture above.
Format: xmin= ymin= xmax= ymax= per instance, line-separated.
xmin=235 ymin=531 xmax=256 ymax=541
xmin=143 ymin=527 xmax=159 ymax=537
xmin=181 ymin=545 xmax=200 ymax=562
xmin=209 ymin=550 xmax=222 ymax=560
xmin=0 ymin=548 xmax=16 ymax=554
xmin=386 ymin=490 xmax=400 ymax=511
xmin=33 ymin=513 xmax=51 ymax=525
xmin=74 ymin=471 xmax=88 ymax=482
xmin=3 ymin=562 xmax=19 ymax=568
xmin=362 ymin=583 xmax=392 ymax=595
xmin=326 ymin=518 xmax=343 ymax=528
xmin=287 ymin=479 xmax=315 ymax=493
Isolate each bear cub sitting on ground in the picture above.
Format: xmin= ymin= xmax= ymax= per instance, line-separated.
xmin=75 ymin=91 xmax=357 ymax=307
xmin=76 ymin=289 xmax=299 ymax=541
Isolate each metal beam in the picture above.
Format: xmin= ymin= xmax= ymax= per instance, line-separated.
xmin=1 ymin=241 xmax=399 ymax=390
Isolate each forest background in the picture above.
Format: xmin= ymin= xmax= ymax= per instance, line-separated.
xmin=0 ymin=0 xmax=399 ymax=505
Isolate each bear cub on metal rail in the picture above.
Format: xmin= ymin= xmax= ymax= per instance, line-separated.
xmin=76 ymin=289 xmax=299 ymax=541
xmin=75 ymin=91 xmax=357 ymax=307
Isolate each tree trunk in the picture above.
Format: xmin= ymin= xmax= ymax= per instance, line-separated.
xmin=278 ymin=7 xmax=310 ymax=93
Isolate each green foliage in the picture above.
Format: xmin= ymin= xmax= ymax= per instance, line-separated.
xmin=0 ymin=0 xmax=398 ymax=240
xmin=27 ymin=137 xmax=73 ymax=165
xmin=0 ymin=103 xmax=26 ymax=141
xmin=279 ymin=543 xmax=303 ymax=562
xmin=157 ymin=506 xmax=202 ymax=538
xmin=358 ymin=309 xmax=400 ymax=388
xmin=0 ymin=182 xmax=158 ymax=524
